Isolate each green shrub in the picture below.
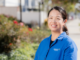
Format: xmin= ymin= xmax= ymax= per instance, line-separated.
xmin=0 ymin=54 xmax=8 ymax=60
xmin=0 ymin=43 xmax=39 ymax=60
xmin=0 ymin=14 xmax=51 ymax=60
xmin=0 ymin=15 xmax=20 ymax=53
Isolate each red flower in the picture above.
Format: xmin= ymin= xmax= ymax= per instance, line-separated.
xmin=19 ymin=22 xmax=24 ymax=26
xmin=28 ymin=28 xmax=33 ymax=31
xmin=13 ymin=20 xmax=18 ymax=25
xmin=9 ymin=43 xmax=12 ymax=45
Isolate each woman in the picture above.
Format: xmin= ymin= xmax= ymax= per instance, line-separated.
xmin=34 ymin=6 xmax=77 ymax=60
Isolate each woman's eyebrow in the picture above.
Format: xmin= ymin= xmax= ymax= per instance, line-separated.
xmin=49 ymin=16 xmax=53 ymax=17
xmin=49 ymin=15 xmax=61 ymax=17
xmin=56 ymin=16 xmax=61 ymax=18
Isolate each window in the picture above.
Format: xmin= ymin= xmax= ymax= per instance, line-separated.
xmin=25 ymin=0 xmax=28 ymax=6
xmin=31 ymin=0 xmax=35 ymax=7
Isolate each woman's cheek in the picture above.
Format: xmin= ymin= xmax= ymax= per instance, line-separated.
xmin=57 ymin=22 xmax=63 ymax=30
xmin=48 ymin=21 xmax=51 ymax=29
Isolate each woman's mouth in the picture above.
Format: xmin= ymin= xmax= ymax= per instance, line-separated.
xmin=51 ymin=25 xmax=57 ymax=28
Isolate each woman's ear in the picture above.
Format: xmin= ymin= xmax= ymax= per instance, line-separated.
xmin=63 ymin=19 xmax=67 ymax=26
xmin=64 ymin=19 xmax=67 ymax=23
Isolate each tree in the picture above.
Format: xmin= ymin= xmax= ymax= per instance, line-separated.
xmin=43 ymin=0 xmax=78 ymax=13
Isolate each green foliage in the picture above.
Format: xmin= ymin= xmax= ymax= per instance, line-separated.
xmin=43 ymin=0 xmax=78 ymax=12
xmin=0 ymin=14 xmax=51 ymax=60
xmin=79 ymin=23 xmax=80 ymax=26
xmin=0 ymin=54 xmax=8 ymax=60
xmin=0 ymin=43 xmax=39 ymax=60
xmin=0 ymin=15 xmax=20 ymax=53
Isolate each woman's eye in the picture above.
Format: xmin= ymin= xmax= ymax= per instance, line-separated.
xmin=49 ymin=18 xmax=53 ymax=19
xmin=57 ymin=18 xmax=60 ymax=20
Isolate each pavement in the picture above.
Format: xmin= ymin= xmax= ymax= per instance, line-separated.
xmin=66 ymin=18 xmax=80 ymax=60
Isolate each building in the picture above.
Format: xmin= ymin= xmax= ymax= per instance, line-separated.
xmin=22 ymin=0 xmax=40 ymax=12
xmin=0 ymin=0 xmax=5 ymax=6
xmin=0 ymin=0 xmax=47 ymax=27
xmin=18 ymin=0 xmax=47 ymax=27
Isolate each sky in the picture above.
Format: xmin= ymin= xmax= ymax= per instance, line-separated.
xmin=5 ymin=0 xmax=24 ymax=6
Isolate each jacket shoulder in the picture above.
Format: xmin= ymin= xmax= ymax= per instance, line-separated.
xmin=40 ymin=36 xmax=50 ymax=44
xmin=63 ymin=35 xmax=77 ymax=49
xmin=63 ymin=35 xmax=74 ymax=44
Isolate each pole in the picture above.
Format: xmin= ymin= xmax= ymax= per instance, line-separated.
xmin=39 ymin=2 xmax=41 ymax=28
xmin=4 ymin=0 xmax=5 ymax=6
xmin=20 ymin=0 xmax=22 ymax=22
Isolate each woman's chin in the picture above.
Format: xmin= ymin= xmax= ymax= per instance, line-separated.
xmin=49 ymin=27 xmax=58 ymax=32
xmin=50 ymin=29 xmax=57 ymax=32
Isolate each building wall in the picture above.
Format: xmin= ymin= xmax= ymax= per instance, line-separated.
xmin=17 ymin=11 xmax=47 ymax=25
xmin=0 ymin=7 xmax=17 ymax=18
xmin=0 ymin=0 xmax=5 ymax=6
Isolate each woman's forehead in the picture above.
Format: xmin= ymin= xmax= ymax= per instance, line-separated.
xmin=49 ymin=9 xmax=62 ymax=17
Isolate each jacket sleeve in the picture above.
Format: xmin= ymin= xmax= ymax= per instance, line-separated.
xmin=63 ymin=43 xmax=78 ymax=60
xmin=34 ymin=43 xmax=41 ymax=60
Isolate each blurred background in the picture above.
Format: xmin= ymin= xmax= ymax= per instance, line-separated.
xmin=0 ymin=0 xmax=80 ymax=60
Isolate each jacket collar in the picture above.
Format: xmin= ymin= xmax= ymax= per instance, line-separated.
xmin=48 ymin=32 xmax=67 ymax=47
xmin=49 ymin=32 xmax=66 ymax=41
xmin=57 ymin=32 xmax=66 ymax=40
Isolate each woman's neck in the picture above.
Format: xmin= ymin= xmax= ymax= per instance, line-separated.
xmin=51 ymin=31 xmax=63 ymax=41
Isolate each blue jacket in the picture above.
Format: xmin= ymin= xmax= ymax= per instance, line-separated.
xmin=34 ymin=32 xmax=77 ymax=60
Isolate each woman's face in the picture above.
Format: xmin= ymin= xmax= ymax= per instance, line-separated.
xmin=48 ymin=9 xmax=65 ymax=32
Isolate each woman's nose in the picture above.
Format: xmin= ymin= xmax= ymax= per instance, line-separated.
xmin=52 ymin=19 xmax=56 ymax=23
